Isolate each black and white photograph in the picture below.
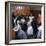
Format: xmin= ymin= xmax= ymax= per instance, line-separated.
xmin=5 ymin=2 xmax=45 ymax=44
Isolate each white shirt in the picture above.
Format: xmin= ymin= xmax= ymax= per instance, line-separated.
xmin=37 ymin=25 xmax=42 ymax=38
xmin=27 ymin=26 xmax=33 ymax=35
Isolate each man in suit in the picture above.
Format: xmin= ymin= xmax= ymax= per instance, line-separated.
xmin=13 ymin=16 xmax=27 ymax=39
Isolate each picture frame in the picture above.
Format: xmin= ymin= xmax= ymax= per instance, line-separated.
xmin=5 ymin=1 xmax=45 ymax=45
